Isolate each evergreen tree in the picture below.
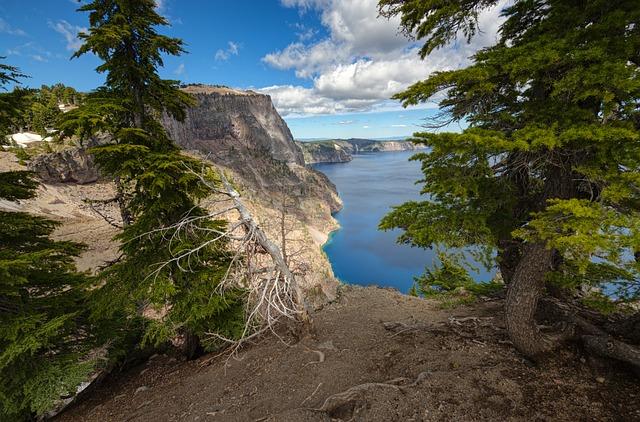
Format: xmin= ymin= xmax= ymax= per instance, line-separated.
xmin=0 ymin=57 xmax=28 ymax=141
xmin=62 ymin=0 xmax=245 ymax=355
xmin=0 ymin=65 xmax=97 ymax=421
xmin=379 ymin=0 xmax=640 ymax=358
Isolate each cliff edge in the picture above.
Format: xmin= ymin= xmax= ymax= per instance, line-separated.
xmin=296 ymin=138 xmax=426 ymax=165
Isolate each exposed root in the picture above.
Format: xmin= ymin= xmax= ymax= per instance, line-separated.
xmin=382 ymin=321 xmax=448 ymax=337
xmin=317 ymin=382 xmax=400 ymax=419
xmin=311 ymin=370 xmax=433 ymax=420
xmin=300 ymin=383 xmax=323 ymax=406
xmin=582 ymin=336 xmax=640 ymax=375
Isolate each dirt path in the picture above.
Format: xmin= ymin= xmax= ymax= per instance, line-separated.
xmin=57 ymin=286 xmax=639 ymax=421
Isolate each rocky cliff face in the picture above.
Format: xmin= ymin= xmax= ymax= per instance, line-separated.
xmin=163 ymin=86 xmax=305 ymax=166
xmin=6 ymin=85 xmax=341 ymax=300
xmin=28 ymin=148 xmax=100 ymax=185
xmin=297 ymin=138 xmax=426 ymax=164
xmin=162 ymin=85 xmax=340 ymax=214
xmin=296 ymin=141 xmax=353 ymax=165
xmin=161 ymin=85 xmax=342 ymax=299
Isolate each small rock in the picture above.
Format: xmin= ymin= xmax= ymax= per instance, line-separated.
xmin=135 ymin=386 xmax=149 ymax=395
xmin=596 ymin=377 xmax=605 ymax=383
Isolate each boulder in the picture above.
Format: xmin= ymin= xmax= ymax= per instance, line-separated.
xmin=29 ymin=148 xmax=99 ymax=184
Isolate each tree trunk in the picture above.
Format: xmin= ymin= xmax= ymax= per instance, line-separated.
xmin=218 ymin=172 xmax=312 ymax=333
xmin=497 ymin=240 xmax=521 ymax=284
xmin=505 ymin=242 xmax=557 ymax=359
xmin=114 ymin=176 xmax=132 ymax=226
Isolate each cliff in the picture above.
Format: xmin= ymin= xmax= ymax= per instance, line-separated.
xmin=2 ymin=85 xmax=342 ymax=301
xmin=161 ymin=85 xmax=342 ymax=300
xmin=296 ymin=138 xmax=426 ymax=164
xmin=162 ymin=85 xmax=340 ymax=215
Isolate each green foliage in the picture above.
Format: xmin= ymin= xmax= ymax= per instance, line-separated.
xmin=0 ymin=171 xmax=98 ymax=420
xmin=581 ymin=291 xmax=620 ymax=315
xmin=62 ymin=0 xmax=245 ymax=353
xmin=378 ymin=0 xmax=500 ymax=57
xmin=2 ymin=84 xmax=85 ymax=137
xmin=379 ymin=0 xmax=640 ymax=301
xmin=412 ymin=252 xmax=502 ymax=307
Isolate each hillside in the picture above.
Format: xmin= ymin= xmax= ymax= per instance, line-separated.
xmin=296 ymin=139 xmax=426 ymax=164
xmin=1 ymin=85 xmax=343 ymax=302
xmin=56 ymin=286 xmax=639 ymax=422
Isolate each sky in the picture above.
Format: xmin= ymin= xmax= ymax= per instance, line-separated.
xmin=0 ymin=0 xmax=507 ymax=139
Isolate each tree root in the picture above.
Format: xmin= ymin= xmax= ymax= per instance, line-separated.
xmin=582 ymin=335 xmax=640 ymax=375
xmin=312 ymin=370 xmax=432 ymax=420
xmin=317 ymin=382 xmax=401 ymax=419
xmin=382 ymin=321 xmax=449 ymax=337
xmin=540 ymin=297 xmax=640 ymax=375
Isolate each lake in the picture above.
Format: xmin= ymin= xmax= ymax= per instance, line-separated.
xmin=315 ymin=150 xmax=495 ymax=293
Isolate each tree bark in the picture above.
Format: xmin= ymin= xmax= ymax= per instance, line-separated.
xmin=497 ymin=240 xmax=521 ymax=284
xmin=218 ymin=172 xmax=312 ymax=333
xmin=583 ymin=335 xmax=640 ymax=375
xmin=114 ymin=176 xmax=132 ymax=226
xmin=505 ymin=242 xmax=558 ymax=359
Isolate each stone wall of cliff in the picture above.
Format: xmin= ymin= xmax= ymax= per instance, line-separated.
xmin=8 ymin=85 xmax=342 ymax=301
xmin=297 ymin=138 xmax=426 ymax=164
xmin=161 ymin=85 xmax=342 ymax=300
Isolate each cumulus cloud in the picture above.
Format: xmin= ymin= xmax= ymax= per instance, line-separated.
xmin=261 ymin=0 xmax=508 ymax=116
xmin=215 ymin=41 xmax=241 ymax=61
xmin=49 ymin=20 xmax=86 ymax=51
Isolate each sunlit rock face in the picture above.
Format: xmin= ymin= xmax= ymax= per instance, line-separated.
xmin=162 ymin=85 xmax=341 ymax=213
xmin=162 ymin=85 xmax=342 ymax=301
xmin=28 ymin=147 xmax=100 ymax=185
xmin=297 ymin=138 xmax=426 ymax=164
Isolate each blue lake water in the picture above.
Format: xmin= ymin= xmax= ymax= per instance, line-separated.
xmin=315 ymin=150 xmax=495 ymax=293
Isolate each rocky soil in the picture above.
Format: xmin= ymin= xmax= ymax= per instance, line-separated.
xmin=56 ymin=286 xmax=640 ymax=422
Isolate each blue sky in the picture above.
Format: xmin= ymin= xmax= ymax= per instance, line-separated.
xmin=0 ymin=0 xmax=505 ymax=139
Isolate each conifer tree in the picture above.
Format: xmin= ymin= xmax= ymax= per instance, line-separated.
xmin=379 ymin=0 xmax=640 ymax=360
xmin=62 ymin=0 xmax=244 ymax=355
xmin=0 ymin=64 xmax=97 ymax=421
xmin=0 ymin=57 xmax=28 ymax=141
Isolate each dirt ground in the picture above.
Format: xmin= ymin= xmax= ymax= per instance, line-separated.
xmin=57 ymin=286 xmax=639 ymax=422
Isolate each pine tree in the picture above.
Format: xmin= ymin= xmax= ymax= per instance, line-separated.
xmin=379 ymin=0 xmax=640 ymax=359
xmin=0 ymin=65 xmax=97 ymax=421
xmin=62 ymin=0 xmax=245 ymax=355
xmin=0 ymin=57 xmax=28 ymax=141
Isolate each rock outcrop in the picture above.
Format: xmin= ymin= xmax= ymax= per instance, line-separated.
xmin=162 ymin=85 xmax=341 ymax=213
xmin=28 ymin=147 xmax=99 ymax=184
xmin=161 ymin=85 xmax=342 ymax=299
xmin=9 ymin=84 xmax=342 ymax=300
xmin=297 ymin=138 xmax=426 ymax=164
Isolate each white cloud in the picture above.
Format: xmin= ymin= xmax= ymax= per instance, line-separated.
xmin=0 ymin=17 xmax=27 ymax=36
xmin=155 ymin=0 xmax=167 ymax=12
xmin=215 ymin=41 xmax=241 ymax=61
xmin=49 ymin=20 xmax=86 ymax=51
xmin=30 ymin=54 xmax=47 ymax=62
xmin=391 ymin=124 xmax=407 ymax=128
xmin=261 ymin=0 xmax=508 ymax=116
xmin=5 ymin=41 xmax=59 ymax=62
xmin=174 ymin=63 xmax=186 ymax=76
